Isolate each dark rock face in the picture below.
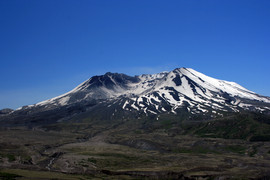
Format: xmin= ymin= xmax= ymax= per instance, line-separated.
xmin=0 ymin=108 xmax=13 ymax=115
xmin=172 ymin=74 xmax=182 ymax=86
xmin=85 ymin=73 xmax=140 ymax=90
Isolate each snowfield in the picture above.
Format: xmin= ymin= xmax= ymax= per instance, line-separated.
xmin=18 ymin=68 xmax=270 ymax=115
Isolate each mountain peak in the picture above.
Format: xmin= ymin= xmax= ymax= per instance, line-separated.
xmin=13 ymin=68 xmax=270 ymax=117
xmin=173 ymin=67 xmax=188 ymax=71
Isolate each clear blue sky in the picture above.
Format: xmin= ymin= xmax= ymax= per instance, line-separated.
xmin=0 ymin=0 xmax=270 ymax=109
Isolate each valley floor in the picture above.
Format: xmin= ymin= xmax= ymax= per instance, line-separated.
xmin=1 ymin=122 xmax=270 ymax=180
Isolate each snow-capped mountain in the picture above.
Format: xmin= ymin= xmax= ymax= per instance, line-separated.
xmin=15 ymin=67 xmax=270 ymax=118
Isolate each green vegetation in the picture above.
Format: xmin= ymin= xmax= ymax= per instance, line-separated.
xmin=6 ymin=155 xmax=15 ymax=162
xmin=248 ymin=147 xmax=258 ymax=157
xmin=0 ymin=154 xmax=16 ymax=162
xmin=250 ymin=135 xmax=270 ymax=142
xmin=0 ymin=112 xmax=270 ymax=179
xmin=172 ymin=146 xmax=220 ymax=154
xmin=0 ymin=172 xmax=21 ymax=180
xmin=96 ymin=152 xmax=137 ymax=160
xmin=224 ymin=145 xmax=246 ymax=154
xmin=87 ymin=157 xmax=97 ymax=164
xmin=180 ymin=113 xmax=270 ymax=141
xmin=160 ymin=119 xmax=174 ymax=129
xmin=133 ymin=129 xmax=142 ymax=134
xmin=0 ymin=169 xmax=88 ymax=180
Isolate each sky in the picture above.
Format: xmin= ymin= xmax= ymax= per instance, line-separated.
xmin=0 ymin=0 xmax=270 ymax=109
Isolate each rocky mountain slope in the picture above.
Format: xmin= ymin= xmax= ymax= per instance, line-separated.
xmin=1 ymin=67 xmax=270 ymax=126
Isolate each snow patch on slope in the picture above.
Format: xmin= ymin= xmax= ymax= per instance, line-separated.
xmin=18 ymin=67 xmax=270 ymax=115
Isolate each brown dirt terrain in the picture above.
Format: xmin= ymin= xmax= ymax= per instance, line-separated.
xmin=1 ymin=123 xmax=270 ymax=179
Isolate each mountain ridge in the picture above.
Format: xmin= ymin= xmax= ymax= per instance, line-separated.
xmin=20 ymin=67 xmax=270 ymax=110
xmin=1 ymin=67 xmax=270 ymax=126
